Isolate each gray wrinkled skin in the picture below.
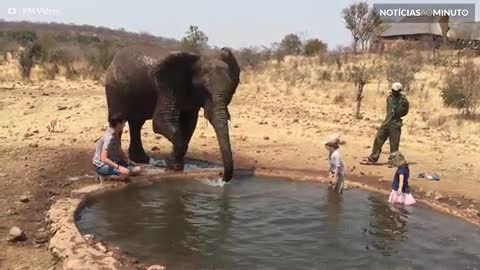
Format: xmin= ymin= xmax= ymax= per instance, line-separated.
xmin=104 ymin=45 xmax=240 ymax=181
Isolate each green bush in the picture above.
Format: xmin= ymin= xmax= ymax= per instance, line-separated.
xmin=86 ymin=40 xmax=120 ymax=77
xmin=304 ymin=39 xmax=327 ymax=56
xmin=18 ymin=42 xmax=46 ymax=79
xmin=279 ymin=34 xmax=302 ymax=55
xmin=440 ymin=60 xmax=480 ymax=117
xmin=4 ymin=30 xmax=38 ymax=46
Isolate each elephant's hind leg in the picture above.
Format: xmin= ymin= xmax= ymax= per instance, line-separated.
xmin=128 ymin=119 xmax=150 ymax=163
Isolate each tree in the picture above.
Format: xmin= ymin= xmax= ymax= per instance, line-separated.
xmin=384 ymin=48 xmax=424 ymax=92
xmin=346 ymin=63 xmax=380 ymax=118
xmin=181 ymin=25 xmax=209 ymax=53
xmin=303 ymin=39 xmax=328 ymax=56
xmin=441 ymin=60 xmax=480 ymax=118
xmin=18 ymin=42 xmax=46 ymax=79
xmin=341 ymin=2 xmax=381 ymax=53
xmin=279 ymin=33 xmax=302 ymax=55
xmin=6 ymin=30 xmax=38 ymax=46
xmin=237 ymin=47 xmax=264 ymax=69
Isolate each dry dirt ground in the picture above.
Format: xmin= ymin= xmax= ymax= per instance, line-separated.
xmin=1 ymin=57 xmax=480 ymax=269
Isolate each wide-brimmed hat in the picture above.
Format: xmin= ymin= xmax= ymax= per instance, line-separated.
xmin=323 ymin=133 xmax=340 ymax=146
xmin=390 ymin=151 xmax=408 ymax=166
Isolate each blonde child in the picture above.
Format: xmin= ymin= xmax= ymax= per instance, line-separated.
xmin=388 ymin=151 xmax=416 ymax=205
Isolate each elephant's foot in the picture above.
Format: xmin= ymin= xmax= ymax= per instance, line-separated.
xmin=166 ymin=158 xmax=185 ymax=171
xmin=129 ymin=150 xmax=150 ymax=164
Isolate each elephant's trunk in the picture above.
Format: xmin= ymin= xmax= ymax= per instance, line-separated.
xmin=210 ymin=106 xmax=233 ymax=182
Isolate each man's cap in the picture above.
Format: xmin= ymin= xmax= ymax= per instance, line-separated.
xmin=392 ymin=82 xmax=403 ymax=91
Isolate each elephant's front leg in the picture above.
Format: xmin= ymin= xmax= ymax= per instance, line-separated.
xmin=153 ymin=113 xmax=198 ymax=171
xmin=167 ymin=111 xmax=199 ymax=171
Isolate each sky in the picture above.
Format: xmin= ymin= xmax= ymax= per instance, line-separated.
xmin=0 ymin=0 xmax=479 ymax=49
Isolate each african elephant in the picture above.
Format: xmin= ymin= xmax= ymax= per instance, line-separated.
xmin=104 ymin=45 xmax=240 ymax=181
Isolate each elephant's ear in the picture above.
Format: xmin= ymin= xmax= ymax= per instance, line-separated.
xmin=151 ymin=51 xmax=200 ymax=93
xmin=217 ymin=47 xmax=240 ymax=104
xmin=218 ymin=48 xmax=240 ymax=77
xmin=150 ymin=51 xmax=200 ymax=134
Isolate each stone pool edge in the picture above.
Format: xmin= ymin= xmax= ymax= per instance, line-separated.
xmin=47 ymin=168 xmax=480 ymax=270
xmin=48 ymin=170 xmax=226 ymax=270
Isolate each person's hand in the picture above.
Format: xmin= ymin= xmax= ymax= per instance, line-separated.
xmin=118 ymin=166 xmax=130 ymax=175
xmin=131 ymin=166 xmax=141 ymax=174
xmin=396 ymin=190 xmax=403 ymax=196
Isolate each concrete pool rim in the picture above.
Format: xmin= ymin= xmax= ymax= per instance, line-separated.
xmin=47 ymin=168 xmax=480 ymax=270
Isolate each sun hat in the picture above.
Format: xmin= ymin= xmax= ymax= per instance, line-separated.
xmin=392 ymin=82 xmax=403 ymax=91
xmin=323 ymin=133 xmax=340 ymax=146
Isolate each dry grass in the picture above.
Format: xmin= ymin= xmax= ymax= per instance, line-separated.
xmin=241 ymin=53 xmax=480 ymax=140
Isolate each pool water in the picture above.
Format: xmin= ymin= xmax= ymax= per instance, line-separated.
xmin=76 ymin=177 xmax=480 ymax=270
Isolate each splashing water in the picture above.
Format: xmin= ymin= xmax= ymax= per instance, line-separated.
xmin=200 ymin=176 xmax=227 ymax=187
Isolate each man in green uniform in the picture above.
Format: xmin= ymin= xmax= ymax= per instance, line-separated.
xmin=363 ymin=82 xmax=409 ymax=165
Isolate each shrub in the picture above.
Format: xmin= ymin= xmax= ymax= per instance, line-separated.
xmin=346 ymin=62 xmax=380 ymax=118
xmin=334 ymin=70 xmax=344 ymax=81
xmin=19 ymin=49 xmax=35 ymax=79
xmin=279 ymin=33 xmax=302 ymax=55
xmin=384 ymin=52 xmax=423 ymax=92
xmin=237 ymin=48 xmax=263 ymax=69
xmin=86 ymin=40 xmax=120 ymax=79
xmin=40 ymin=48 xmax=75 ymax=79
xmin=440 ymin=60 xmax=480 ymax=118
xmin=18 ymin=42 xmax=46 ymax=79
xmin=5 ymin=30 xmax=38 ymax=46
xmin=333 ymin=92 xmax=347 ymax=104
xmin=319 ymin=70 xmax=332 ymax=81
xmin=65 ymin=65 xmax=78 ymax=80
xmin=304 ymin=39 xmax=327 ymax=57
xmin=427 ymin=115 xmax=448 ymax=128
xmin=42 ymin=63 xmax=59 ymax=80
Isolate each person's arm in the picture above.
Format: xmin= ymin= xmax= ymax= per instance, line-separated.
xmin=398 ymin=174 xmax=404 ymax=194
xmin=397 ymin=97 xmax=409 ymax=117
xmin=120 ymin=149 xmax=138 ymax=165
xmin=100 ymin=135 xmax=128 ymax=172
xmin=100 ymin=149 xmax=121 ymax=169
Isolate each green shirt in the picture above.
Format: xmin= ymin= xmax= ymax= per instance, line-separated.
xmin=382 ymin=93 xmax=409 ymax=127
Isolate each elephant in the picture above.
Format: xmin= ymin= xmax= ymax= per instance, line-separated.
xmin=104 ymin=45 xmax=240 ymax=181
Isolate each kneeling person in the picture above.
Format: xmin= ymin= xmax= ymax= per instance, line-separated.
xmin=93 ymin=113 xmax=141 ymax=180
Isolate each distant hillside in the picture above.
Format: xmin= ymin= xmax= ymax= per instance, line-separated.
xmin=0 ymin=20 xmax=184 ymax=80
xmin=0 ymin=20 xmax=180 ymax=48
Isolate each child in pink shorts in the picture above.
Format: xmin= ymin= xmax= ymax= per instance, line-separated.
xmin=388 ymin=151 xmax=416 ymax=206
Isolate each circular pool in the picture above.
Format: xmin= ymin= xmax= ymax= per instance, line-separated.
xmin=76 ymin=177 xmax=480 ymax=270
